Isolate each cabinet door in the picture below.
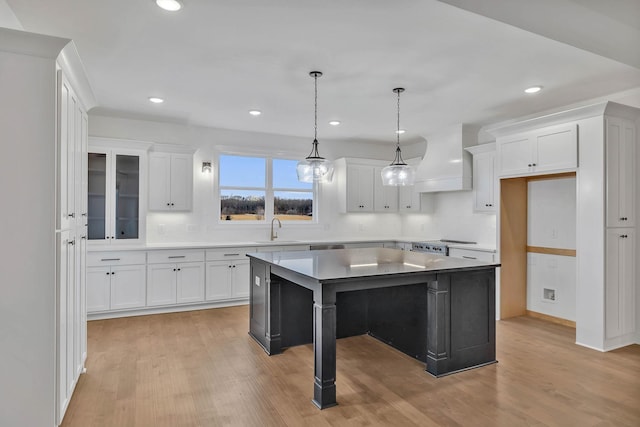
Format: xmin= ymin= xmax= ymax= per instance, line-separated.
xmin=534 ymin=124 xmax=577 ymax=173
xmin=205 ymin=261 xmax=232 ymax=301
xmin=148 ymin=153 xmax=171 ymax=211
xmin=473 ymin=151 xmax=495 ymax=213
xmin=605 ymin=229 xmax=636 ymax=339
xmin=87 ymin=152 xmax=108 ymax=241
xmin=58 ymin=74 xmax=75 ymax=230
xmin=231 ymin=259 xmax=251 ymax=298
xmin=497 ymin=136 xmax=531 ymax=176
xmin=606 ymin=118 xmax=636 ymax=228
xmin=111 ymin=264 xmax=146 ymax=310
xmin=114 ymin=154 xmax=140 ymax=241
xmin=346 ymin=165 xmax=374 ymax=211
xmin=399 ymin=186 xmax=420 ymax=213
xmin=169 ymin=154 xmax=193 ymax=211
xmin=176 ymin=262 xmax=205 ymax=304
xmin=373 ymin=167 xmax=398 ymax=212
xmin=146 ymin=263 xmax=177 ymax=306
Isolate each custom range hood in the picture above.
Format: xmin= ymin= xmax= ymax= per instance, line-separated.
xmin=414 ymin=123 xmax=478 ymax=192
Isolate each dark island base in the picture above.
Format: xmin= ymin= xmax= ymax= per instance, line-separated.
xmin=249 ymin=271 xmax=496 ymax=379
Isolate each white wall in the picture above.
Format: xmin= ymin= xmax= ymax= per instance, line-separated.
xmin=526 ymin=177 xmax=577 ymax=320
xmin=402 ymin=191 xmax=497 ymax=245
xmin=89 ymin=115 xmax=421 ymax=244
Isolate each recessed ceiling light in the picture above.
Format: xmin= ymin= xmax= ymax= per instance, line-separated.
xmin=524 ymin=86 xmax=542 ymax=94
xmin=329 ymin=120 xmax=341 ymax=126
xmin=249 ymin=110 xmax=262 ymax=116
xmin=395 ymin=129 xmax=406 ymax=134
xmin=148 ymin=97 xmax=164 ymax=104
xmin=156 ymin=0 xmax=183 ymax=11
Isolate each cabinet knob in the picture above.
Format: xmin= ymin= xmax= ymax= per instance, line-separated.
xmin=171 ymin=203 xmax=175 ymax=206
xmin=167 ymin=203 xmax=170 ymax=206
xmin=528 ymin=164 xmax=532 ymax=167
xmin=532 ymin=163 xmax=537 ymax=166
xmin=621 ymin=234 xmax=628 ymax=238
xmin=68 ymin=213 xmax=75 ymax=218
xmin=406 ymin=205 xmax=411 ymax=208
xmin=106 ymin=272 xmax=110 ymax=275
xmin=177 ymin=268 xmax=181 ymax=271
xmin=68 ymin=240 xmax=75 ymax=246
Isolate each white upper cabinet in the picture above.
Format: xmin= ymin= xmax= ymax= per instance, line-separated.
xmin=340 ymin=161 xmax=374 ymax=212
xmin=497 ymin=123 xmax=577 ymax=177
xmin=606 ymin=117 xmax=636 ymax=228
xmin=466 ymin=143 xmax=496 ymax=213
xmin=373 ymin=166 xmax=398 ymax=212
xmin=398 ymin=186 xmax=422 ymax=213
xmin=88 ymin=138 xmax=151 ymax=245
xmin=148 ymin=151 xmax=193 ymax=211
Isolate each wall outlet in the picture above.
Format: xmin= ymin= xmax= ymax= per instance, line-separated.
xmin=324 ymin=223 xmax=330 ymax=231
xmin=158 ymin=224 xmax=166 ymax=235
xmin=358 ymin=223 xmax=364 ymax=232
xmin=543 ymin=288 xmax=556 ymax=302
xmin=187 ymin=224 xmax=198 ymax=233
xmin=551 ymin=228 xmax=558 ymax=239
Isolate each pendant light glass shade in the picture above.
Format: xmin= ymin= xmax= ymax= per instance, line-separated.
xmin=381 ymin=88 xmax=415 ymax=186
xmin=297 ymin=71 xmax=334 ymax=183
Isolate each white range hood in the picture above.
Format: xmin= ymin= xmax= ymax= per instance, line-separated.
xmin=414 ymin=123 xmax=478 ymax=192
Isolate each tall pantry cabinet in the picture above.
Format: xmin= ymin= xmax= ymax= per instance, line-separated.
xmin=490 ymin=102 xmax=640 ymax=352
xmin=0 ymin=29 xmax=96 ymax=427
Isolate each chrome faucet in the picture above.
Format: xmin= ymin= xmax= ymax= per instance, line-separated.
xmin=270 ymin=218 xmax=282 ymax=241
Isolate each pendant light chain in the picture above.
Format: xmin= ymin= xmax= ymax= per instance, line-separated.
xmin=396 ymin=87 xmax=401 ymax=148
xmin=314 ymin=72 xmax=318 ymax=141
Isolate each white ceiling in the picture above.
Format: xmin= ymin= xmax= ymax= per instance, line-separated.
xmin=6 ymin=0 xmax=640 ymax=144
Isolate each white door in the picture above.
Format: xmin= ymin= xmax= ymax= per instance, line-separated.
xmin=347 ymin=165 xmax=374 ymax=211
xmin=473 ymin=152 xmax=495 ymax=212
xmin=176 ymin=262 xmax=205 ymax=303
xmin=206 ymin=261 xmax=232 ymax=301
xmin=170 ymin=154 xmax=193 ymax=210
xmin=534 ymin=124 xmax=577 ymax=173
xmin=231 ymin=259 xmax=251 ymax=298
xmin=146 ymin=263 xmax=177 ymax=306
xmin=111 ymin=264 xmax=146 ymax=309
xmin=606 ymin=118 xmax=636 ymax=228
xmin=605 ymin=229 xmax=636 ymax=339
xmin=498 ymin=136 xmax=530 ymax=176
xmin=373 ymin=167 xmax=398 ymax=212
xmin=86 ymin=266 xmax=111 ymax=312
xmin=148 ymin=153 xmax=171 ymax=210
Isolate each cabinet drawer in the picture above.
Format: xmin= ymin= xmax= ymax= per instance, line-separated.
xmin=206 ymin=247 xmax=258 ymax=261
xmin=448 ymin=248 xmax=495 ymax=263
xmin=147 ymin=249 xmax=204 ymax=264
xmin=88 ymin=251 xmax=146 ymax=267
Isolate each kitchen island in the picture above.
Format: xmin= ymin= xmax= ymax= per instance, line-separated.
xmin=248 ymin=248 xmax=499 ymax=409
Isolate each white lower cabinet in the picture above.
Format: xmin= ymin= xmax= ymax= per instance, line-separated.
xmin=448 ymin=247 xmax=496 ymax=263
xmin=605 ymin=229 xmax=636 ymax=340
xmin=86 ymin=251 xmax=147 ymax=313
xmin=206 ymin=259 xmax=250 ymax=301
xmin=147 ymin=263 xmax=205 ymax=306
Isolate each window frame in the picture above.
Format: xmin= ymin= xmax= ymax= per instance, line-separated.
xmin=217 ymin=153 xmax=319 ymax=225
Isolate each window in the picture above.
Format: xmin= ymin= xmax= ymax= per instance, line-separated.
xmin=219 ymin=155 xmax=315 ymax=222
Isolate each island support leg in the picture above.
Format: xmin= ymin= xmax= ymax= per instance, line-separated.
xmin=312 ymin=286 xmax=337 ymax=409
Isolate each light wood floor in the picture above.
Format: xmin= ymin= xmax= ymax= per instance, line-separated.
xmin=62 ymin=306 xmax=640 ymax=426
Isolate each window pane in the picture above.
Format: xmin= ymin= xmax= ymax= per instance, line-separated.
xmin=273 ymin=158 xmax=312 ymax=189
xmin=219 ymin=155 xmax=265 ymax=187
xmin=274 ymin=191 xmax=313 ymax=221
xmin=87 ymin=153 xmax=106 ymax=240
xmin=220 ymin=189 xmax=265 ymax=221
xmin=115 ymin=155 xmax=139 ymax=239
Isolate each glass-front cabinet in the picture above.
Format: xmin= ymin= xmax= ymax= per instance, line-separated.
xmin=88 ymin=139 xmax=149 ymax=244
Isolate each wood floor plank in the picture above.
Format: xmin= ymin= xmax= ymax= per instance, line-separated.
xmin=62 ymin=306 xmax=640 ymax=427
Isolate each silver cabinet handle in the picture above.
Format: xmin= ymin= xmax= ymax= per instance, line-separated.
xmin=462 ymin=256 xmax=477 ymax=259
xmin=101 ymin=258 xmax=121 ymax=261
xmin=224 ymin=253 xmax=240 ymax=257
xmin=168 ymin=255 xmax=186 ymax=259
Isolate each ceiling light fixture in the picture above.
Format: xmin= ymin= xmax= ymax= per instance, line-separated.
xmin=249 ymin=110 xmax=262 ymax=116
xmin=395 ymin=129 xmax=406 ymax=134
xmin=381 ymin=88 xmax=415 ymax=186
xmin=329 ymin=120 xmax=341 ymax=126
xmin=156 ymin=0 xmax=183 ymax=12
xmin=296 ymin=71 xmax=334 ymax=183
xmin=148 ymin=97 xmax=164 ymax=104
xmin=525 ymin=86 xmax=542 ymax=94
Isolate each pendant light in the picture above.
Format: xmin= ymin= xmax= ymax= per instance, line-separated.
xmin=381 ymin=87 xmax=415 ymax=186
xmin=296 ymin=71 xmax=334 ymax=183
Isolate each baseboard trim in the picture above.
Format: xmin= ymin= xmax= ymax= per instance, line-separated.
xmin=88 ymin=299 xmax=249 ymax=320
xmin=526 ymin=310 xmax=576 ymax=328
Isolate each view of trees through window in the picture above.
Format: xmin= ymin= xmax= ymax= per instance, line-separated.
xmin=219 ymin=155 xmax=314 ymax=221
